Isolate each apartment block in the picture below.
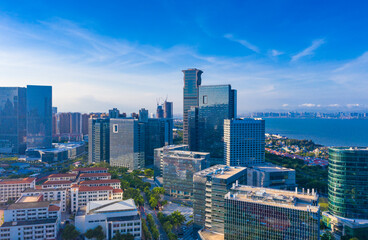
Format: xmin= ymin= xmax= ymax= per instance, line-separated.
xmin=70 ymin=185 xmax=123 ymax=212
xmin=224 ymin=185 xmax=320 ymax=240
xmin=79 ymin=179 xmax=121 ymax=189
xmin=71 ymin=167 xmax=108 ymax=174
xmin=75 ymin=199 xmax=141 ymax=239
xmin=41 ymin=180 xmax=73 ymax=189
xmin=0 ymin=178 xmax=36 ymax=203
xmin=47 ymin=173 xmax=78 ymax=181
xmin=78 ymin=173 xmax=111 ymax=181
xmin=21 ymin=188 xmax=68 ymax=212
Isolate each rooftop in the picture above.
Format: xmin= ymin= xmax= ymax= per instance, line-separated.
xmin=248 ymin=163 xmax=294 ymax=173
xmin=0 ymin=178 xmax=36 ymax=185
xmin=86 ymin=199 xmax=137 ymax=214
xmin=7 ymin=201 xmax=51 ymax=210
xmin=48 ymin=173 xmax=77 ymax=178
xmin=16 ymin=195 xmax=41 ymax=203
xmin=79 ymin=173 xmax=111 ymax=177
xmin=42 ymin=180 xmax=73 ymax=185
xmin=226 ymin=185 xmax=319 ymax=213
xmin=0 ymin=218 xmax=57 ymax=227
xmin=107 ymin=214 xmax=140 ymax=222
xmin=164 ymin=150 xmax=210 ymax=160
xmin=23 ymin=188 xmax=65 ymax=193
xmin=113 ymin=188 xmax=123 ymax=193
xmin=194 ymin=165 xmax=247 ymax=179
xmin=198 ymin=229 xmax=224 ymax=240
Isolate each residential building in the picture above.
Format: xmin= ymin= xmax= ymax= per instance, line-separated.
xmin=109 ymin=118 xmax=145 ymax=170
xmin=26 ymin=85 xmax=52 ymax=149
xmin=183 ymin=68 xmax=203 ymax=145
xmin=247 ymin=163 xmax=296 ymax=190
xmin=71 ymin=167 xmax=108 ymax=174
xmin=195 ymin=85 xmax=237 ymax=165
xmin=88 ymin=118 xmax=110 ymax=164
xmin=82 ymin=113 xmax=89 ymax=135
xmin=153 ymin=144 xmax=189 ymax=178
xmin=70 ymin=185 xmax=123 ymax=212
xmin=0 ymin=178 xmax=36 ymax=203
xmin=0 ymin=201 xmax=61 ymax=240
xmin=78 ymin=173 xmax=111 ymax=181
xmin=162 ymin=150 xmax=209 ymax=199
xmin=41 ymin=181 xmax=73 ymax=190
xmin=322 ymin=147 xmax=368 ymax=239
xmin=193 ymin=165 xmax=247 ymax=233
xmin=224 ymin=118 xmax=265 ymax=166
xmin=163 ymin=101 xmax=173 ymax=119
xmin=48 ymin=173 xmax=78 ymax=182
xmin=21 ymin=188 xmax=67 ymax=212
xmin=80 ymin=179 xmax=121 ymax=189
xmin=156 ymin=105 xmax=164 ymax=119
xmin=109 ymin=108 xmax=120 ymax=118
xmin=75 ymin=199 xmax=141 ymax=239
xmin=224 ymin=185 xmax=320 ymax=240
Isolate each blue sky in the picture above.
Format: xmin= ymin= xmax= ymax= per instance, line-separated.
xmin=0 ymin=0 xmax=368 ymax=114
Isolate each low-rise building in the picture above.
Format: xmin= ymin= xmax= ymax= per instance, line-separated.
xmin=78 ymin=173 xmax=111 ymax=181
xmin=71 ymin=167 xmax=108 ymax=174
xmin=80 ymin=179 xmax=121 ymax=189
xmin=224 ymin=185 xmax=320 ymax=240
xmin=0 ymin=178 xmax=36 ymax=203
xmin=70 ymin=185 xmax=123 ymax=212
xmin=75 ymin=199 xmax=141 ymax=239
xmin=21 ymin=188 xmax=68 ymax=212
xmin=48 ymin=173 xmax=78 ymax=182
xmin=41 ymin=180 xmax=73 ymax=190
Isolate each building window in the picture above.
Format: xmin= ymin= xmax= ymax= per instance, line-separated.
xmin=113 ymin=124 xmax=118 ymax=133
xmin=203 ymin=95 xmax=208 ymax=104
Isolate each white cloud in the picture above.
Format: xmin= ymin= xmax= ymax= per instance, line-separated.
xmin=291 ymin=39 xmax=325 ymax=62
xmin=271 ymin=49 xmax=284 ymax=57
xmin=346 ymin=104 xmax=360 ymax=108
xmin=328 ymin=104 xmax=340 ymax=107
xmin=224 ymin=34 xmax=260 ymax=53
xmin=299 ymin=103 xmax=316 ymax=107
xmin=282 ymin=104 xmax=289 ymax=107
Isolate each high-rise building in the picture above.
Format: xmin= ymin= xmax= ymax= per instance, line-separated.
xmin=81 ymin=113 xmax=89 ymax=135
xmin=163 ymin=101 xmax=173 ymax=119
xmin=52 ymin=107 xmax=57 ymax=114
xmin=193 ymin=165 xmax=247 ymax=233
xmin=139 ymin=108 xmax=148 ymax=123
xmin=58 ymin=112 xmax=71 ymax=135
xmin=153 ymin=144 xmax=189 ymax=178
xmin=322 ymin=147 xmax=368 ymax=239
xmin=162 ymin=150 xmax=209 ymax=199
xmin=183 ymin=68 xmax=203 ymax=145
xmin=88 ymin=118 xmax=110 ymax=164
xmin=0 ymin=87 xmax=27 ymax=154
xmin=52 ymin=113 xmax=58 ymax=136
xmin=224 ymin=118 xmax=265 ymax=166
xmin=108 ymin=108 xmax=120 ymax=118
xmin=70 ymin=112 xmax=82 ymax=135
xmin=109 ymin=118 xmax=145 ymax=170
xmin=194 ymin=85 xmax=236 ymax=164
xmin=156 ymin=105 xmax=164 ymax=119
xmin=224 ymin=185 xmax=320 ymax=240
xmin=26 ymin=85 xmax=52 ymax=149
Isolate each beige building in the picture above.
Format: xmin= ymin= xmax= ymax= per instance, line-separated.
xmin=0 ymin=178 xmax=36 ymax=203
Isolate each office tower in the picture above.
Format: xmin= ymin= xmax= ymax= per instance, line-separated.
xmin=154 ymin=144 xmax=189 ymax=178
xmin=162 ymin=150 xmax=209 ymax=199
xmin=188 ymin=106 xmax=199 ymax=151
xmin=193 ymin=165 xmax=247 ymax=233
xmin=328 ymin=147 xmax=368 ymax=219
xmin=224 ymin=118 xmax=265 ymax=166
xmin=156 ymin=105 xmax=164 ymax=118
xmin=0 ymin=87 xmax=27 ymax=154
xmin=82 ymin=113 xmax=89 ymax=135
xmin=70 ymin=112 xmax=82 ymax=135
xmin=139 ymin=108 xmax=148 ymax=122
xmin=163 ymin=101 xmax=173 ymax=119
xmin=52 ymin=107 xmax=57 ymax=114
xmin=26 ymin=85 xmax=52 ymax=149
xmin=108 ymin=108 xmax=120 ymax=118
xmin=183 ymin=68 xmax=203 ymax=144
xmin=58 ymin=112 xmax=71 ymax=134
xmin=88 ymin=118 xmax=110 ymax=164
xmin=247 ymin=163 xmax=296 ymax=190
xmin=109 ymin=118 xmax=145 ymax=170
xmin=195 ymin=85 xmax=236 ymax=164
xmin=144 ymin=118 xmax=173 ymax=166
xmin=52 ymin=113 xmax=58 ymax=136
xmin=224 ymin=185 xmax=320 ymax=240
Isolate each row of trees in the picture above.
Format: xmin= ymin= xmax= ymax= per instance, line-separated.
xmin=146 ymin=214 xmax=160 ymax=240
xmin=144 ymin=186 xmax=166 ymax=209
xmin=157 ymin=211 xmax=186 ymax=240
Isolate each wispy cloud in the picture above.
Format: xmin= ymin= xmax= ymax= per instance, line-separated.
xmin=271 ymin=49 xmax=284 ymax=57
xmin=291 ymin=39 xmax=325 ymax=62
xmin=299 ymin=103 xmax=319 ymax=107
xmin=224 ymin=34 xmax=260 ymax=53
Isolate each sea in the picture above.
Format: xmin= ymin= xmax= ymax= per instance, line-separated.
xmin=265 ymin=118 xmax=368 ymax=147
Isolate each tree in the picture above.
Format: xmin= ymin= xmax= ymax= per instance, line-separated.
xmin=152 ymin=187 xmax=165 ymax=195
xmin=163 ymin=221 xmax=173 ymax=233
xmin=169 ymin=210 xmax=186 ymax=230
xmin=112 ymin=231 xmax=123 ymax=240
xmin=84 ymin=226 xmax=105 ymax=240
xmin=149 ymin=196 xmax=158 ymax=209
xmin=321 ymin=231 xmax=335 ymax=240
xmin=144 ymin=169 xmax=154 ymax=178
xmin=62 ymin=224 xmax=80 ymax=240
xmin=168 ymin=232 xmax=178 ymax=240
xmin=134 ymin=194 xmax=144 ymax=206
xmin=121 ymin=180 xmax=130 ymax=190
xmin=121 ymin=233 xmax=134 ymax=240
xmin=152 ymin=227 xmax=160 ymax=240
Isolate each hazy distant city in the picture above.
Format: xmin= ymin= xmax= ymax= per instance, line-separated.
xmin=0 ymin=1 xmax=368 ymax=240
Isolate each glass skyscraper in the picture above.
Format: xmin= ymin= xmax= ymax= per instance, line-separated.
xmin=183 ymin=68 xmax=202 ymax=145
xmin=88 ymin=118 xmax=110 ymax=164
xmin=26 ymin=85 xmax=52 ymax=149
xmin=195 ymin=85 xmax=237 ymax=164
xmin=328 ymin=147 xmax=368 ymax=219
xmin=0 ymin=87 xmax=27 ymax=154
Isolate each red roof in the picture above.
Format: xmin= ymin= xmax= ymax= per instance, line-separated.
xmin=42 ymin=180 xmax=72 ymax=185
xmin=48 ymin=205 xmax=60 ymax=211
xmin=48 ymin=173 xmax=77 ymax=178
xmin=0 ymin=177 xmax=36 ymax=185
xmin=79 ymin=173 xmax=111 ymax=177
xmin=73 ymin=167 xmax=108 ymax=172
xmin=80 ymin=179 xmax=120 ymax=185
xmin=78 ymin=185 xmax=113 ymax=192
xmin=113 ymin=188 xmax=123 ymax=193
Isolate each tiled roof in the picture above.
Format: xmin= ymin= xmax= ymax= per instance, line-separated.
xmin=113 ymin=189 xmax=123 ymax=193
xmin=73 ymin=167 xmax=108 ymax=171
xmin=48 ymin=173 xmax=77 ymax=178
xmin=0 ymin=178 xmax=36 ymax=185
xmin=48 ymin=205 xmax=60 ymax=211
xmin=7 ymin=201 xmax=50 ymax=210
xmin=79 ymin=173 xmax=111 ymax=177
xmin=42 ymin=180 xmax=72 ymax=185
xmin=78 ymin=186 xmax=113 ymax=192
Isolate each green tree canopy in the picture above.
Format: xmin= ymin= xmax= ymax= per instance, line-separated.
xmin=62 ymin=224 xmax=80 ymax=240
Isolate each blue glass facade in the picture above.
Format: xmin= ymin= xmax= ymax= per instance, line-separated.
xmin=26 ymin=85 xmax=52 ymax=149
xmin=183 ymin=69 xmax=202 ymax=144
xmin=88 ymin=118 xmax=110 ymax=164
xmin=0 ymin=87 xmax=27 ymax=154
xmin=196 ymin=85 xmax=236 ymax=162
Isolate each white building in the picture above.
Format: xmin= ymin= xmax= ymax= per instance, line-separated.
xmin=41 ymin=180 xmax=73 ymax=189
xmin=224 ymin=118 xmax=265 ymax=166
xmin=47 ymin=173 xmax=77 ymax=181
xmin=70 ymin=185 xmax=123 ymax=212
xmin=75 ymin=199 xmax=141 ymax=240
xmin=0 ymin=178 xmax=36 ymax=203
xmin=79 ymin=179 xmax=121 ymax=189
xmin=21 ymin=188 xmax=68 ymax=212
xmin=0 ymin=201 xmax=61 ymax=240
xmin=78 ymin=173 xmax=111 ymax=181
xmin=71 ymin=167 xmax=108 ymax=174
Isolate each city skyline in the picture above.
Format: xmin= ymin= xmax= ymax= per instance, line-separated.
xmin=0 ymin=1 xmax=368 ymax=114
